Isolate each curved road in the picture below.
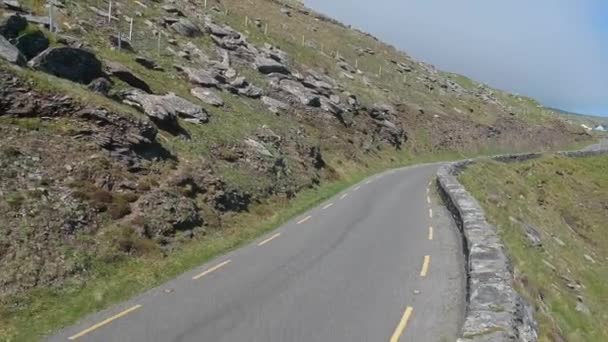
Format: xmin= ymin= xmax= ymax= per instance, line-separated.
xmin=49 ymin=163 xmax=465 ymax=342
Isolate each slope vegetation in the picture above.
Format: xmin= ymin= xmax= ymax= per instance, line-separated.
xmin=460 ymin=155 xmax=608 ymax=341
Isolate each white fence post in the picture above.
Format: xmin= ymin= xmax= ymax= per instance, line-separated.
xmin=108 ymin=0 xmax=112 ymax=24
xmin=129 ymin=17 xmax=134 ymax=40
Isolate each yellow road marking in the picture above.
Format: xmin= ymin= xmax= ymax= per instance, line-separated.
xmin=429 ymin=208 xmax=433 ymax=218
xmin=322 ymin=203 xmax=334 ymax=210
xmin=428 ymin=226 xmax=434 ymax=240
xmin=297 ymin=215 xmax=312 ymax=224
xmin=68 ymin=305 xmax=142 ymax=340
xmin=420 ymin=255 xmax=431 ymax=277
xmin=354 ymin=186 xmax=361 ymax=191
xmin=340 ymin=193 xmax=348 ymax=200
xmin=389 ymin=306 xmax=414 ymax=342
xmin=258 ymin=233 xmax=281 ymax=246
xmin=193 ymin=260 xmax=232 ymax=280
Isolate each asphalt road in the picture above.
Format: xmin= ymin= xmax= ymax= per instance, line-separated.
xmin=48 ymin=163 xmax=466 ymax=342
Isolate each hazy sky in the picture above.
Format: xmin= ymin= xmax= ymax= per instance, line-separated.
xmin=305 ymin=0 xmax=608 ymax=116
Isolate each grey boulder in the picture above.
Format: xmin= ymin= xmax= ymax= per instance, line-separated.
xmin=254 ymin=55 xmax=290 ymax=74
xmin=278 ymin=79 xmax=320 ymax=107
xmin=191 ymin=87 xmax=224 ymax=107
xmin=121 ymin=90 xmax=210 ymax=125
xmin=261 ymin=96 xmax=290 ymax=113
xmin=0 ymin=35 xmax=25 ymax=65
xmin=176 ymin=65 xmax=220 ymax=87
xmin=29 ymin=47 xmax=104 ymax=84
xmin=172 ymin=18 xmax=203 ymax=37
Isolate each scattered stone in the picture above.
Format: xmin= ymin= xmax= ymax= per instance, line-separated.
xmin=56 ymin=35 xmax=84 ymax=48
xmin=0 ymin=35 xmax=26 ymax=65
xmin=176 ymin=65 xmax=220 ymax=87
xmin=87 ymin=77 xmax=112 ymax=95
xmin=172 ymin=18 xmax=203 ymax=37
xmin=261 ymin=96 xmax=289 ymax=113
xmin=2 ymin=0 xmax=23 ymax=12
xmin=337 ymin=61 xmax=355 ymax=73
xmin=278 ymin=79 xmax=320 ymax=107
xmin=280 ymin=8 xmax=292 ymax=17
xmin=135 ymin=56 xmax=163 ymax=71
xmin=370 ymin=103 xmax=396 ymax=119
xmin=121 ymin=90 xmax=210 ymax=126
xmin=522 ymin=223 xmax=542 ymax=247
xmin=191 ymin=87 xmax=224 ymax=107
xmin=228 ymin=77 xmax=263 ymax=98
xmin=575 ymin=296 xmax=590 ymax=315
xmin=203 ymin=18 xmax=235 ymax=37
xmin=162 ymin=5 xmax=184 ymax=16
xmin=553 ymin=236 xmax=566 ymax=247
xmin=583 ymin=254 xmax=596 ymax=264
xmin=106 ymin=61 xmax=152 ymax=93
xmin=89 ymin=6 xmax=118 ymax=21
xmin=29 ymin=47 xmax=104 ymax=84
xmin=109 ymin=34 xmax=134 ymax=52
xmin=244 ymin=138 xmax=273 ymax=157
xmin=254 ymin=55 xmax=290 ymax=74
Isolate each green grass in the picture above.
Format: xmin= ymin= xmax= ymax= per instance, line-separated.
xmin=459 ymin=155 xmax=608 ymax=342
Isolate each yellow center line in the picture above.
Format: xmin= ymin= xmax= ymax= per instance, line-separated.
xmin=340 ymin=193 xmax=349 ymax=200
xmin=420 ymin=255 xmax=431 ymax=277
xmin=297 ymin=215 xmax=312 ymax=224
xmin=68 ymin=304 xmax=142 ymax=340
xmin=322 ymin=202 xmax=334 ymax=210
xmin=192 ymin=260 xmax=232 ymax=280
xmin=389 ymin=306 xmax=414 ymax=342
xmin=428 ymin=226 xmax=434 ymax=240
xmin=429 ymin=208 xmax=433 ymax=218
xmin=258 ymin=233 xmax=281 ymax=246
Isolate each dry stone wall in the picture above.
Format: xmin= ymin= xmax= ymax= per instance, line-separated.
xmin=437 ymin=143 xmax=608 ymax=341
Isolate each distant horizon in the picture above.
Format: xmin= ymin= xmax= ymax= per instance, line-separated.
xmin=305 ymin=0 xmax=608 ymax=117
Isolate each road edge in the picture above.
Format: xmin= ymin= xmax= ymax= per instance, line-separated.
xmin=436 ymin=144 xmax=608 ymax=342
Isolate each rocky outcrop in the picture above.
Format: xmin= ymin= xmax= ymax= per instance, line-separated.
xmin=0 ymin=67 xmax=166 ymax=169
xmin=254 ymin=55 xmax=290 ymax=74
xmin=28 ymin=47 xmax=104 ymax=84
xmin=120 ymin=89 xmax=210 ymax=126
xmin=138 ymin=189 xmax=202 ymax=243
xmin=171 ymin=18 xmax=203 ymax=37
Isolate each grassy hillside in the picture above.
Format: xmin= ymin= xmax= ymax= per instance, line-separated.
xmin=460 ymin=155 xmax=608 ymax=342
xmin=0 ymin=0 xmax=595 ymax=339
